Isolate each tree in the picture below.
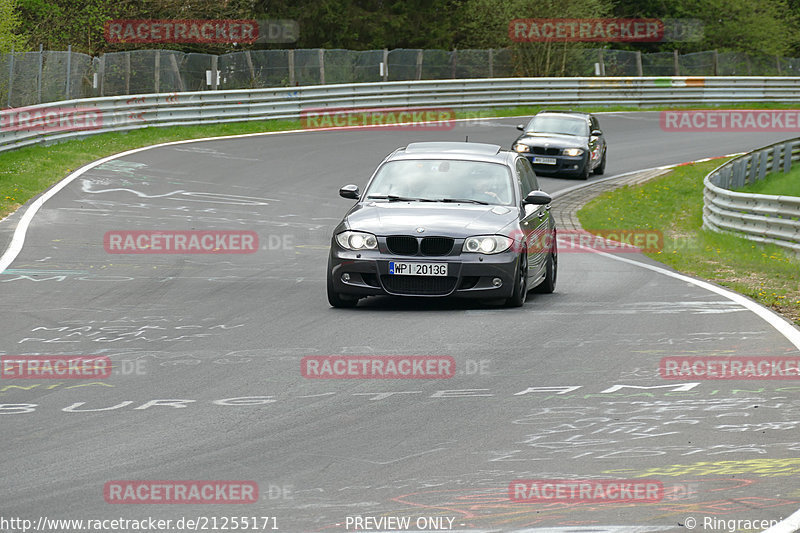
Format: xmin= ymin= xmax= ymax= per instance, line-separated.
xmin=458 ymin=0 xmax=613 ymax=76
xmin=0 ymin=0 xmax=28 ymax=52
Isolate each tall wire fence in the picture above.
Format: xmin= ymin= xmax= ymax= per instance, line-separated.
xmin=2 ymin=47 xmax=800 ymax=108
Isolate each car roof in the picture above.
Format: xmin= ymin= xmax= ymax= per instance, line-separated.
xmin=388 ymin=142 xmax=514 ymax=165
xmin=534 ymin=110 xmax=592 ymax=120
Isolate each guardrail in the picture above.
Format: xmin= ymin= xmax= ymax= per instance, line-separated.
xmin=3 ymin=76 xmax=800 ymax=155
xmin=703 ymin=139 xmax=800 ymax=253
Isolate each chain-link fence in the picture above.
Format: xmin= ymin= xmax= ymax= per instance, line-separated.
xmin=2 ymin=46 xmax=800 ymax=108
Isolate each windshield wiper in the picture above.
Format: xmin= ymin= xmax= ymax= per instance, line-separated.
xmin=366 ymin=194 xmax=435 ymax=202
xmin=435 ymin=198 xmax=490 ymax=205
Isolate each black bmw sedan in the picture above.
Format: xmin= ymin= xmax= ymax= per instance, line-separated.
xmin=326 ymin=142 xmax=557 ymax=308
xmin=512 ymin=110 xmax=607 ymax=179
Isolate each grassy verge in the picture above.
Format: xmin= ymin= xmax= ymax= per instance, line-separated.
xmin=577 ymin=159 xmax=800 ymax=326
xmin=736 ymin=165 xmax=800 ymax=196
xmin=4 ymin=101 xmax=800 ymax=220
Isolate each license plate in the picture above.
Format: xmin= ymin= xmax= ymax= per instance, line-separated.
xmin=533 ymin=156 xmax=557 ymax=165
xmin=389 ymin=262 xmax=448 ymax=276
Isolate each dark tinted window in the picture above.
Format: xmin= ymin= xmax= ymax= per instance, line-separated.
xmin=516 ymin=158 xmax=538 ymax=196
xmin=525 ymin=115 xmax=589 ymax=136
xmin=365 ymin=159 xmax=515 ymax=205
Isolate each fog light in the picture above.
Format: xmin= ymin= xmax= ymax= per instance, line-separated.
xmin=492 ymin=277 xmax=502 ymax=287
xmin=342 ymin=273 xmax=351 ymax=282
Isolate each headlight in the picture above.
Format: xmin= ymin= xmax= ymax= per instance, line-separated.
xmin=513 ymin=143 xmax=530 ymax=153
xmin=462 ymin=235 xmax=513 ymax=254
xmin=563 ymin=148 xmax=584 ymax=156
xmin=336 ymin=231 xmax=378 ymax=250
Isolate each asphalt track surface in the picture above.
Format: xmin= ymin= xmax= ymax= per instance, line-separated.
xmin=2 ymin=111 xmax=800 ymax=533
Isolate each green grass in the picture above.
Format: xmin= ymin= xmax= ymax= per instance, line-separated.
xmin=736 ymin=164 xmax=800 ymax=196
xmin=577 ymin=159 xmax=800 ymax=325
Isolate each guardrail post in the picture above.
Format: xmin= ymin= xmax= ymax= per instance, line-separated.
xmin=382 ymin=48 xmax=388 ymax=81
xmin=210 ymin=54 xmax=217 ymax=90
xmin=37 ymin=44 xmax=43 ymax=104
xmin=99 ymin=54 xmax=105 ymax=96
xmin=125 ymin=51 xmax=130 ymax=94
xmin=245 ymin=51 xmax=255 ymax=87
xmin=635 ymin=51 xmax=643 ymax=76
xmin=747 ymin=154 xmax=758 ymax=185
xmin=65 ymin=44 xmax=72 ymax=100
xmin=155 ymin=50 xmax=161 ymax=93
xmin=7 ymin=45 xmax=14 ymax=107
xmin=772 ymin=144 xmax=782 ymax=174
xmin=733 ymin=159 xmax=745 ymax=188
xmin=288 ymin=49 xmax=295 ymax=86
xmin=169 ymin=54 xmax=185 ymax=92
xmin=597 ymin=49 xmax=605 ymax=76
xmin=785 ymin=141 xmax=795 ymax=173
xmin=318 ymin=49 xmax=325 ymax=85
xmin=416 ymin=50 xmax=423 ymax=80
xmin=673 ymin=49 xmax=680 ymax=76
xmin=757 ymin=149 xmax=768 ymax=181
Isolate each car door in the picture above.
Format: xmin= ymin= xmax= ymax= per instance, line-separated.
xmin=516 ymin=158 xmax=549 ymax=277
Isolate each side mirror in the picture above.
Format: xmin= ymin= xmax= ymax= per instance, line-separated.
xmin=591 ymin=129 xmax=602 ymax=137
xmin=516 ymin=124 xmax=525 ymax=131
xmin=523 ymin=190 xmax=552 ymax=205
xmin=339 ymin=184 xmax=360 ymax=200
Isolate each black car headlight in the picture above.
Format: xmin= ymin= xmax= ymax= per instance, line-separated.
xmin=336 ymin=231 xmax=378 ymax=250
xmin=462 ymin=235 xmax=513 ymax=254
xmin=562 ymin=148 xmax=584 ymax=156
xmin=513 ymin=143 xmax=530 ymax=153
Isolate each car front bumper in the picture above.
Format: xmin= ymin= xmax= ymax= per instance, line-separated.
xmin=522 ymin=153 xmax=588 ymax=176
xmin=328 ymin=247 xmax=520 ymax=299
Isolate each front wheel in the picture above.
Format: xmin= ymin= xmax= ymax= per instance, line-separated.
xmin=504 ymin=251 xmax=528 ymax=307
xmin=579 ymin=161 xmax=591 ymax=180
xmin=532 ymin=249 xmax=557 ymax=294
xmin=593 ymin=148 xmax=607 ymax=175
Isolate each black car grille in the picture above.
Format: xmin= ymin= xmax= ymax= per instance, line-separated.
xmin=531 ymin=146 xmax=561 ymax=156
xmin=386 ymin=236 xmax=418 ymax=255
xmin=420 ymin=237 xmax=454 ymax=256
xmin=386 ymin=236 xmax=454 ymax=256
xmin=381 ymin=275 xmax=457 ymax=295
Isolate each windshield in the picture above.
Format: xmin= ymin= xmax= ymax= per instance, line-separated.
xmin=526 ymin=115 xmax=589 ymax=136
xmin=364 ymin=159 xmax=515 ymax=205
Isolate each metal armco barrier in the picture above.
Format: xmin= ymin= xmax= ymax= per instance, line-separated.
xmin=704 ymin=139 xmax=800 ymax=253
xmin=3 ymin=76 xmax=800 ymax=154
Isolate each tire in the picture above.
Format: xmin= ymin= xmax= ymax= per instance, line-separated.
xmin=593 ymin=148 xmax=607 ymax=175
xmin=327 ymin=265 xmax=359 ymax=308
xmin=579 ymin=160 xmax=591 ymax=180
xmin=504 ymin=250 xmax=528 ymax=307
xmin=532 ymin=248 xmax=557 ymax=294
